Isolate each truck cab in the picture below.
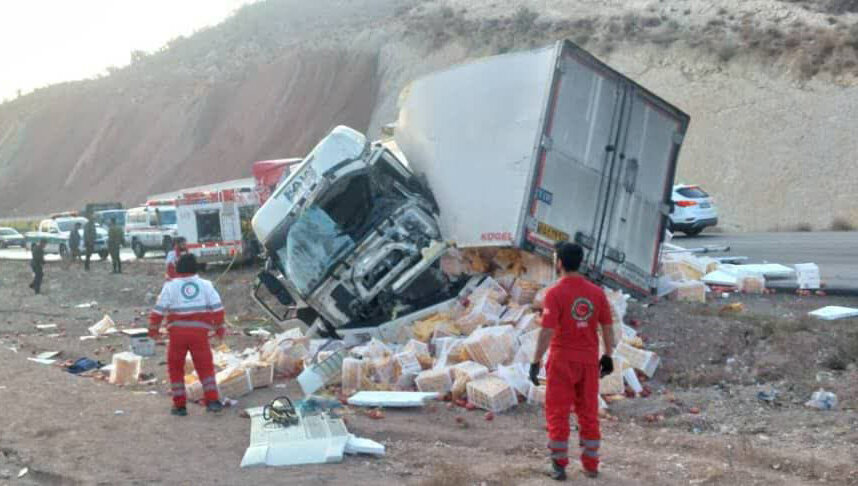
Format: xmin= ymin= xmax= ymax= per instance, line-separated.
xmin=125 ymin=203 xmax=178 ymax=258
xmin=252 ymin=126 xmax=458 ymax=337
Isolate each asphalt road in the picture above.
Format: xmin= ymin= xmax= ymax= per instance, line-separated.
xmin=3 ymin=232 xmax=857 ymax=289
xmin=678 ymin=231 xmax=858 ymax=289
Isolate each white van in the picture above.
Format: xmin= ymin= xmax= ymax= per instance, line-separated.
xmin=125 ymin=203 xmax=178 ymax=258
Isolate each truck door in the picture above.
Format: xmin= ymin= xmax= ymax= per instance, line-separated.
xmin=524 ymin=45 xmax=625 ymax=265
xmin=220 ymin=202 xmax=238 ymax=244
xmin=524 ymin=42 xmax=688 ymax=296
xmin=596 ymin=87 xmax=687 ymax=294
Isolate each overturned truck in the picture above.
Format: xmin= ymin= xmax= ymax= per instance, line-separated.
xmin=252 ymin=40 xmax=690 ymax=338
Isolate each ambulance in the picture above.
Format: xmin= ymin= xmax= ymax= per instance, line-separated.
xmin=175 ymin=159 xmax=301 ymax=264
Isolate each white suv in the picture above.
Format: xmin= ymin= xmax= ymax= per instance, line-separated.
xmin=669 ymin=185 xmax=718 ymax=236
xmin=125 ymin=205 xmax=178 ymax=258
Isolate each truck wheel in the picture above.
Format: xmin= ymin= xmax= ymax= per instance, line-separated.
xmin=162 ymin=236 xmax=173 ymax=255
xmin=684 ymin=228 xmax=703 ymax=237
xmin=133 ymin=240 xmax=146 ymax=259
xmin=59 ymin=244 xmax=69 ymax=260
xmin=98 ymin=250 xmax=109 ymax=260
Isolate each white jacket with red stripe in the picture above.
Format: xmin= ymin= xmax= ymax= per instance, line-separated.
xmin=149 ymin=274 xmax=225 ymax=334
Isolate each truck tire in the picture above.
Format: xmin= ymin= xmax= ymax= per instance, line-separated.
xmin=59 ymin=244 xmax=69 ymax=260
xmin=162 ymin=236 xmax=173 ymax=255
xmin=98 ymin=250 xmax=109 ymax=260
xmin=684 ymin=228 xmax=703 ymax=237
xmin=133 ymin=240 xmax=146 ymax=259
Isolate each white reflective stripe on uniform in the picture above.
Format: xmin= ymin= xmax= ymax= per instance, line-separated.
xmin=547 ymin=440 xmax=567 ymax=449
xmin=167 ymin=321 xmax=214 ymax=331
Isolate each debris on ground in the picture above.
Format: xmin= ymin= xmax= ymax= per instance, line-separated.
xmin=109 ymin=352 xmax=141 ymax=385
xmin=347 ymin=391 xmax=439 ymax=408
xmin=344 ymin=435 xmax=385 ymax=456
xmin=89 ymin=314 xmax=117 ymax=336
xmin=795 ymin=263 xmax=821 ymax=290
xmin=805 ymin=389 xmax=838 ymax=411
xmin=240 ymin=405 xmax=350 ymax=467
xmin=809 ymin=306 xmax=858 ymax=320
xmin=65 ymin=357 xmax=102 ymax=374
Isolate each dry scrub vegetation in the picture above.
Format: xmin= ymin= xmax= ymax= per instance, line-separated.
xmin=404 ymin=2 xmax=858 ymax=80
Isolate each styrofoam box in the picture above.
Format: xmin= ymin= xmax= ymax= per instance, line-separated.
xmin=466 ymin=376 xmax=518 ymax=413
xmin=615 ymin=342 xmax=660 ymax=378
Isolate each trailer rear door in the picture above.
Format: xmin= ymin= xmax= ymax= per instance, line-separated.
xmin=523 ymin=41 xmax=689 ymax=295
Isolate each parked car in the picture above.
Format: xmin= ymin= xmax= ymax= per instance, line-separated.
xmin=0 ymin=227 xmax=26 ymax=248
xmin=24 ymin=217 xmax=109 ymax=259
xmin=669 ymin=184 xmax=718 ymax=236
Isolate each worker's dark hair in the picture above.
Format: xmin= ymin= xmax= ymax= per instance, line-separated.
xmin=176 ymin=253 xmax=198 ymax=274
xmin=554 ymin=241 xmax=584 ymax=272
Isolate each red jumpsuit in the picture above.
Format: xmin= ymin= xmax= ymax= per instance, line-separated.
xmin=149 ymin=273 xmax=225 ymax=407
xmin=540 ymin=276 xmax=612 ymax=474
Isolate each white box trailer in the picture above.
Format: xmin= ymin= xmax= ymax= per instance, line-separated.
xmin=395 ymin=40 xmax=690 ymax=296
xmin=176 ymin=189 xmax=261 ymax=264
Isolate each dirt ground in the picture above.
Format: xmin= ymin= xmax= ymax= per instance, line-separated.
xmin=1 ymin=257 xmax=858 ymax=485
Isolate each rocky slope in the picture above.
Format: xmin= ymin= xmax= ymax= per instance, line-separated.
xmin=1 ymin=0 xmax=856 ymax=231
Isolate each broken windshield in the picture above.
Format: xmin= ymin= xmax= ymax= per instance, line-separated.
xmin=273 ymin=170 xmax=405 ymax=297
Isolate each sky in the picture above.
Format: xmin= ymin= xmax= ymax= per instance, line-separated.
xmin=0 ymin=0 xmax=257 ymax=102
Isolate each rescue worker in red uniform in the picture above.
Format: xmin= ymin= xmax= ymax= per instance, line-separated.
xmin=149 ymin=253 xmax=225 ymax=416
xmin=531 ymin=242 xmax=614 ymax=480
xmin=165 ymin=237 xmax=188 ymax=280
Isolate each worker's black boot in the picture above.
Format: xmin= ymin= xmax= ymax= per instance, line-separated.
xmin=171 ymin=406 xmax=188 ymax=417
xmin=206 ymin=401 xmax=223 ymax=413
xmin=545 ymin=461 xmax=566 ymax=481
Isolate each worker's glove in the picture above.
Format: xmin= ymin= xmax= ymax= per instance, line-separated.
xmin=529 ymin=362 xmax=541 ymax=386
xmin=599 ymin=355 xmax=614 ymax=378
xmin=215 ymin=327 xmax=226 ymax=339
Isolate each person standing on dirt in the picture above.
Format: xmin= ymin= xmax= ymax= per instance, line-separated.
xmin=107 ymin=221 xmax=124 ymax=274
xmin=165 ymin=237 xmax=187 ymax=279
xmin=83 ymin=217 xmax=96 ymax=271
xmin=29 ymin=239 xmax=46 ymax=294
xmin=530 ymin=242 xmax=614 ymax=481
xmin=69 ymin=222 xmax=82 ymax=262
xmin=149 ymin=253 xmax=225 ymax=416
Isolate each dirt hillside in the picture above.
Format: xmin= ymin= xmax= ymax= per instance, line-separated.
xmin=1 ymin=0 xmax=857 ymax=231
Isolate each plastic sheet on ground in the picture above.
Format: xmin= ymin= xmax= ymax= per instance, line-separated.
xmin=809 ymin=306 xmax=858 ymax=321
xmin=734 ymin=264 xmax=794 ymax=279
xmin=702 ymin=270 xmax=739 ymax=287
xmin=347 ymin=391 xmax=439 ymax=408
